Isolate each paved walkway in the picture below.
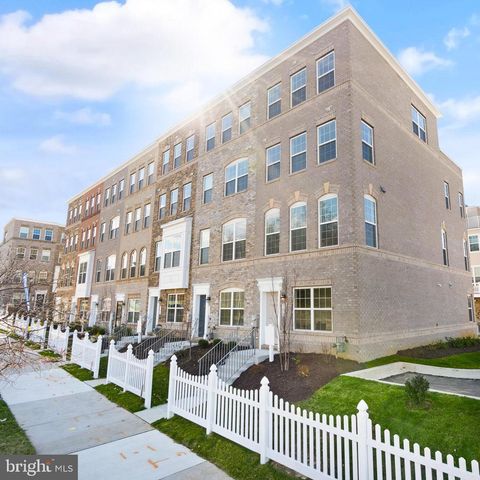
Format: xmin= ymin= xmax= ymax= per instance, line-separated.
xmin=1 ymin=366 xmax=231 ymax=480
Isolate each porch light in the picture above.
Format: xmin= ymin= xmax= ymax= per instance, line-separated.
xmin=280 ymin=292 xmax=287 ymax=301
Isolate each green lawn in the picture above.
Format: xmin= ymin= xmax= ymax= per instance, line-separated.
xmin=38 ymin=349 xmax=61 ymax=360
xmin=0 ymin=400 xmax=35 ymax=454
xmin=61 ymin=356 xmax=108 ymax=381
xmin=364 ymin=351 xmax=480 ymax=369
xmin=154 ymin=416 xmax=295 ymax=480
xmin=95 ymin=363 xmax=169 ymax=412
xmin=300 ymin=376 xmax=480 ymax=463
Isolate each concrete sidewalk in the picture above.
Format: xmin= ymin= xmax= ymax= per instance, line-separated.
xmin=1 ymin=366 xmax=231 ymax=480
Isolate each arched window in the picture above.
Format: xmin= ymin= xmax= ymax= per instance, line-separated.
xmin=265 ymin=208 xmax=280 ymax=255
xmin=121 ymin=252 xmax=128 ymax=279
xmin=222 ymin=218 xmax=246 ymax=261
xmin=364 ymin=195 xmax=377 ymax=248
xmin=130 ymin=250 xmax=137 ymax=278
xmin=139 ymin=248 xmax=147 ymax=277
xmin=319 ymin=194 xmax=338 ymax=247
xmin=225 ymin=158 xmax=248 ymax=196
xmin=219 ymin=289 xmax=245 ymax=326
xmin=290 ymin=202 xmax=307 ymax=251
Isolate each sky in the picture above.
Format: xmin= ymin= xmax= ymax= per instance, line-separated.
xmin=0 ymin=0 xmax=479 ymax=230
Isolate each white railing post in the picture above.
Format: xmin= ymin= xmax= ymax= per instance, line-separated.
xmin=124 ymin=344 xmax=133 ymax=392
xmin=137 ymin=319 xmax=142 ymax=344
xmin=83 ymin=331 xmax=89 ymax=366
xmin=205 ymin=364 xmax=218 ymax=435
xmin=144 ymin=349 xmax=154 ymax=409
xmin=167 ymin=354 xmax=178 ymax=419
xmin=259 ymin=376 xmax=271 ymax=464
xmin=93 ymin=335 xmax=102 ymax=379
xmin=106 ymin=339 xmax=115 ymax=382
xmin=356 ymin=400 xmax=370 ymax=480
xmin=63 ymin=325 xmax=70 ymax=360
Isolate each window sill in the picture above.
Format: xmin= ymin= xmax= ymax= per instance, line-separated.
xmin=316 ymin=158 xmax=337 ymax=167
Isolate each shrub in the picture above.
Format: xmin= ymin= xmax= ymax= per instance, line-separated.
xmin=198 ymin=339 xmax=210 ymax=348
xmin=212 ymin=338 xmax=221 ymax=346
xmin=87 ymin=325 xmax=106 ymax=336
xmin=445 ymin=336 xmax=480 ymax=349
xmin=405 ymin=374 xmax=429 ymax=407
xmin=297 ymin=364 xmax=310 ymax=377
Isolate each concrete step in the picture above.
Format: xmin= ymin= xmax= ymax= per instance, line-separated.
xmin=217 ymin=349 xmax=272 ymax=384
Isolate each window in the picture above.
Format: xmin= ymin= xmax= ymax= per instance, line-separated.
xmin=464 ymin=240 xmax=470 ymax=271
xmin=33 ymin=228 xmax=41 ymax=240
xmin=96 ymin=193 xmax=101 ymax=209
xmin=199 ymin=229 xmax=210 ymax=265
xmin=29 ymin=247 xmax=38 ymax=260
xmin=73 ymin=207 xmax=78 ymax=220
xmin=167 ymin=294 xmax=184 ymax=323
xmin=266 ymin=144 xmax=281 ymax=182
xmin=441 ymin=229 xmax=449 ymax=266
xmin=203 ymin=173 xmax=213 ymax=204
xmin=458 ymin=192 xmax=465 ymax=218
xmin=290 ymin=132 xmax=307 ymax=173
xmin=92 ymin=225 xmax=97 ymax=246
xmin=468 ymin=295 xmax=475 ymax=322
xmin=316 ymin=51 xmax=335 ymax=93
xmin=139 ymin=248 xmax=147 ymax=276
xmin=170 ymin=188 xmax=178 ymax=215
xmin=290 ymin=203 xmax=307 ymax=251
xmin=174 ymin=143 xmax=182 ymax=169
xmin=444 ymin=182 xmax=451 ymax=210
xmin=265 ymin=208 xmax=280 ymax=255
xmin=130 ymin=250 xmax=137 ymax=277
xmin=318 ymin=120 xmax=336 ymax=164
xmin=100 ymin=222 xmax=106 ymax=242
xmin=154 ymin=241 xmax=161 ymax=272
xmin=225 ymin=158 xmax=248 ymax=196
xmin=469 ymin=235 xmax=479 ymax=252
xmin=474 ymin=266 xmax=480 ymax=284
xmin=86 ymin=228 xmax=91 ymax=248
xmin=129 ymin=173 xmax=136 ymax=194
xmin=16 ymin=247 xmax=26 ymax=259
xmin=41 ymin=249 xmax=51 ymax=262
xmin=143 ymin=203 xmax=151 ymax=228
xmin=81 ymin=230 xmax=86 ymax=248
xmin=138 ymin=167 xmax=145 ymax=189
xmin=134 ymin=208 xmax=141 ymax=232
xmin=96 ymin=259 xmax=102 ymax=282
xmin=119 ymin=179 xmax=125 ymax=199
xmin=294 ymin=287 xmax=332 ymax=331
xmin=364 ymin=195 xmax=378 ymax=248
xmin=105 ymin=255 xmax=116 ymax=281
xmin=147 ymin=162 xmax=154 ymax=185
xmin=104 ymin=188 xmax=110 ymax=206
xmin=206 ymin=122 xmax=215 ymax=151
xmin=85 ymin=200 xmax=89 ymax=216
xmin=361 ymin=121 xmax=374 ymax=164
xmin=183 ymin=183 xmax=192 ymax=211
xmin=267 ymin=83 xmax=281 ymax=119
xmin=121 ymin=253 xmax=128 ymax=279
xmin=19 ymin=226 xmax=29 ymax=239
xmin=127 ymin=299 xmax=141 ymax=323
xmin=74 ymin=234 xmax=78 ymax=249
xmin=222 ymin=218 xmax=246 ymax=261
xmin=44 ymin=229 xmax=53 ymax=242
xmin=78 ymin=262 xmax=87 ymax=284
xmin=164 ymin=236 xmax=181 ymax=268
xmin=109 ymin=216 xmax=120 ymax=239
xmin=291 ymin=68 xmax=306 ymax=107
xmin=222 ymin=113 xmax=232 ymax=143
xmin=125 ymin=211 xmax=132 ymax=234
xmin=220 ymin=290 xmax=244 ymax=326
xmin=239 ymin=102 xmax=251 ymax=134
xmin=162 ymin=149 xmax=170 ymax=175
xmin=319 ymin=194 xmax=338 ymax=247
xmin=412 ymin=105 xmax=427 ymax=142
xmin=111 ymin=183 xmax=117 ymax=203
xmin=186 ymin=135 xmax=195 ymax=161
xmin=159 ymin=194 xmax=167 ymax=219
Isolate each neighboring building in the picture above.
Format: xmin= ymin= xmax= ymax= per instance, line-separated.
xmin=0 ymin=218 xmax=64 ymax=315
xmin=467 ymin=206 xmax=480 ymax=321
xmin=55 ymin=7 xmax=476 ymax=360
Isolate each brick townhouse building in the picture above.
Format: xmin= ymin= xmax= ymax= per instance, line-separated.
xmin=467 ymin=206 xmax=480 ymax=321
xmin=0 ymin=218 xmax=64 ymax=314
xmin=54 ymin=7 xmax=476 ymax=360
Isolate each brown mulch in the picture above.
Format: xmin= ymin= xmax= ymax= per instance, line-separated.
xmin=397 ymin=343 xmax=480 ymax=359
xmin=172 ymin=345 xmax=211 ymax=374
xmin=232 ymin=353 xmax=360 ymax=403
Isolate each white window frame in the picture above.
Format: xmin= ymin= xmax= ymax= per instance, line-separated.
xmin=166 ymin=293 xmax=184 ymax=323
xmin=139 ymin=247 xmax=147 ymax=276
xmin=266 ymin=144 xmax=281 ymax=182
xmin=222 ymin=218 xmax=247 ymax=261
xmin=265 ymin=208 xmax=280 ymax=256
xmin=159 ymin=193 xmax=167 ymax=219
xmin=162 ymin=149 xmax=170 ymax=175
xmin=319 ymin=194 xmax=339 ymax=248
xmin=219 ymin=289 xmax=245 ymax=327
xmin=199 ymin=228 xmax=210 ymax=265
xmin=183 ymin=183 xmax=192 ymax=211
xmin=206 ymin=122 xmax=216 ymax=151
xmin=203 ymin=173 xmax=213 ymax=204
xmin=222 ymin=112 xmax=233 ymax=143
xmin=290 ymin=67 xmax=307 ymax=107
xmin=361 ymin=120 xmax=374 ymax=165
xmin=267 ymin=83 xmax=281 ymax=119
xmin=163 ymin=235 xmax=181 ymax=269
xmin=412 ymin=105 xmax=427 ymax=142
xmin=290 ymin=202 xmax=307 ymax=252
xmin=469 ymin=234 xmax=479 ymax=252
xmin=239 ymin=101 xmax=251 ymax=134
xmin=174 ymin=143 xmax=182 ymax=169
xmin=170 ymin=188 xmax=178 ymax=215
xmin=364 ymin=195 xmax=378 ymax=248
xmin=316 ymin=51 xmax=335 ymax=94
xmin=293 ymin=286 xmax=333 ymax=332
xmin=225 ymin=158 xmax=248 ymax=196
xmin=186 ymin=135 xmax=195 ymax=161
xmin=441 ymin=229 xmax=449 ymax=266
xmin=143 ymin=203 xmax=151 ymax=228
xmin=444 ymin=181 xmax=451 ymax=210
xmin=317 ymin=120 xmax=337 ymax=164
xmin=290 ymin=132 xmax=307 ymax=173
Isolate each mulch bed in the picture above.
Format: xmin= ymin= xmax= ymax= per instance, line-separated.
xmin=232 ymin=353 xmax=360 ymax=403
xmin=172 ymin=345 xmax=211 ymax=375
xmin=398 ymin=343 xmax=480 ymax=359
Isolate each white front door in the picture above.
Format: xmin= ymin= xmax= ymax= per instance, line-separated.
xmin=257 ymin=277 xmax=283 ymax=346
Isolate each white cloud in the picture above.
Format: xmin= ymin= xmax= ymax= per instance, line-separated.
xmin=261 ymin=0 xmax=284 ymax=5
xmin=0 ymin=0 xmax=268 ymax=101
xmin=39 ymin=135 xmax=77 ymax=155
xmin=0 ymin=167 xmax=25 ymax=183
xmin=54 ymin=107 xmax=111 ymax=126
xmin=438 ymin=96 xmax=480 ymax=123
xmin=397 ymin=47 xmax=453 ymax=76
xmin=443 ymin=26 xmax=470 ymax=50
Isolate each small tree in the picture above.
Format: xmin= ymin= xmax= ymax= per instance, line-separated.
xmin=405 ymin=374 xmax=429 ymax=408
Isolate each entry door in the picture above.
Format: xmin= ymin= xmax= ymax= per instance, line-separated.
xmin=115 ymin=302 xmax=123 ymax=327
xmin=198 ymin=295 xmax=206 ymax=338
xmin=264 ymin=292 xmax=279 ymax=345
xmin=151 ymin=297 xmax=158 ymax=329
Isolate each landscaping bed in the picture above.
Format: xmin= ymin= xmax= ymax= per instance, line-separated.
xmin=171 ymin=344 xmax=212 ymax=375
xmin=397 ymin=337 xmax=480 ymax=359
xmin=233 ymin=353 xmax=360 ymax=403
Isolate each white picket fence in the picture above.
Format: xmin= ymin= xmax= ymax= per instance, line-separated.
xmin=28 ymin=319 xmax=47 ymax=345
xmin=106 ymin=340 xmax=154 ymax=408
xmin=47 ymin=324 xmax=70 ymax=358
xmin=167 ymin=356 xmax=480 ymax=480
xmin=70 ymin=330 xmax=103 ymax=378
xmin=12 ymin=315 xmax=29 ymax=337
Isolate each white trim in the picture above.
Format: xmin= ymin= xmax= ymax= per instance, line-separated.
xmin=192 ymin=284 xmax=210 ymax=339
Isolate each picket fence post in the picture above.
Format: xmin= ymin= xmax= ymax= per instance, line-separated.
xmin=259 ymin=376 xmax=271 ymax=464
xmin=144 ymin=349 xmax=154 ymax=409
xmin=106 ymin=339 xmax=115 ymax=382
xmin=167 ymin=355 xmax=178 ymax=419
xmin=83 ymin=331 xmax=89 ymax=366
xmin=93 ymin=335 xmax=102 ymax=379
xmin=356 ymin=400 xmax=370 ymax=480
xmin=137 ymin=319 xmax=142 ymax=344
xmin=205 ymin=364 xmax=218 ymax=435
xmin=63 ymin=325 xmax=70 ymax=359
xmin=124 ymin=344 xmax=133 ymax=392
